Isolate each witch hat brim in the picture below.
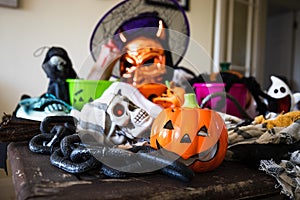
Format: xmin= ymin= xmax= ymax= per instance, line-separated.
xmin=89 ymin=0 xmax=190 ymax=67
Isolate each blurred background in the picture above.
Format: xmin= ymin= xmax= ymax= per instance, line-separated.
xmin=1 ymin=0 xmax=300 ymax=116
xmin=0 ymin=0 xmax=214 ymax=117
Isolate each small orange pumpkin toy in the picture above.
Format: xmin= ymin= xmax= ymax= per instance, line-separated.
xmin=150 ymin=93 xmax=228 ymax=173
xmin=138 ymin=82 xmax=184 ymax=108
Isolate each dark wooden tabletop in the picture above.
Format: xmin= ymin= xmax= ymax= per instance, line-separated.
xmin=8 ymin=142 xmax=283 ymax=200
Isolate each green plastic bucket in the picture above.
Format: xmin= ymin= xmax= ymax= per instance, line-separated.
xmin=67 ymin=79 xmax=114 ymax=110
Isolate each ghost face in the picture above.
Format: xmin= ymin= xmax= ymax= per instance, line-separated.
xmin=119 ymin=37 xmax=167 ymax=87
xmin=267 ymin=76 xmax=293 ymax=113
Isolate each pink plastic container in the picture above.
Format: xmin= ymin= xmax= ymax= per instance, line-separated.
xmin=193 ymin=83 xmax=247 ymax=118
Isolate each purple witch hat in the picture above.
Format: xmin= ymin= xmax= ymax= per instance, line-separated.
xmin=112 ymin=12 xmax=169 ymax=51
xmin=89 ymin=0 xmax=190 ymax=67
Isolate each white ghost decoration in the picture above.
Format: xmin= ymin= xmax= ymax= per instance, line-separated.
xmin=268 ymin=76 xmax=292 ymax=99
xmin=267 ymin=76 xmax=300 ymax=112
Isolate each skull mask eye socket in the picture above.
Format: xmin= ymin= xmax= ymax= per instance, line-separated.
xmin=113 ymin=103 xmax=125 ymax=117
xmin=128 ymin=100 xmax=138 ymax=111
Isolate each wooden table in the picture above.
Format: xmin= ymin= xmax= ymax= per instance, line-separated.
xmin=8 ymin=142 xmax=284 ymax=200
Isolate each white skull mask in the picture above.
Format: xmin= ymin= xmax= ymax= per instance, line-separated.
xmin=106 ymin=90 xmax=154 ymax=141
xmin=74 ymin=82 xmax=162 ymax=146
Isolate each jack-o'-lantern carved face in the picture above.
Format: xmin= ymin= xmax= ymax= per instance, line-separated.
xmin=120 ymin=36 xmax=167 ymax=87
xmin=150 ymin=107 xmax=228 ymax=173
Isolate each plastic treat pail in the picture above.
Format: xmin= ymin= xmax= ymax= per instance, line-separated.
xmin=193 ymin=83 xmax=247 ymax=118
xmin=67 ymin=79 xmax=114 ymax=110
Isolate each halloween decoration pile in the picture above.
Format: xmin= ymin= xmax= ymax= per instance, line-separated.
xmin=29 ymin=82 xmax=195 ymax=182
xmin=26 ymin=0 xmax=225 ymax=184
xmin=220 ymin=76 xmax=300 ymax=199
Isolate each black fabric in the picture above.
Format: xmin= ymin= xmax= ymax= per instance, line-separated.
xmin=220 ymin=72 xmax=242 ymax=92
xmin=228 ymin=140 xmax=300 ymax=168
xmin=241 ymin=76 xmax=269 ymax=115
xmin=46 ymin=80 xmax=70 ymax=105
xmin=0 ymin=142 xmax=8 ymax=174
xmin=42 ymin=47 xmax=77 ymax=104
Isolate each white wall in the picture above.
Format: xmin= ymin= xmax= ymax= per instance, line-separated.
xmin=293 ymin=11 xmax=300 ymax=91
xmin=184 ymin=0 xmax=215 ymax=73
xmin=0 ymin=0 xmax=214 ymax=115
xmin=264 ymin=11 xmax=294 ymax=88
